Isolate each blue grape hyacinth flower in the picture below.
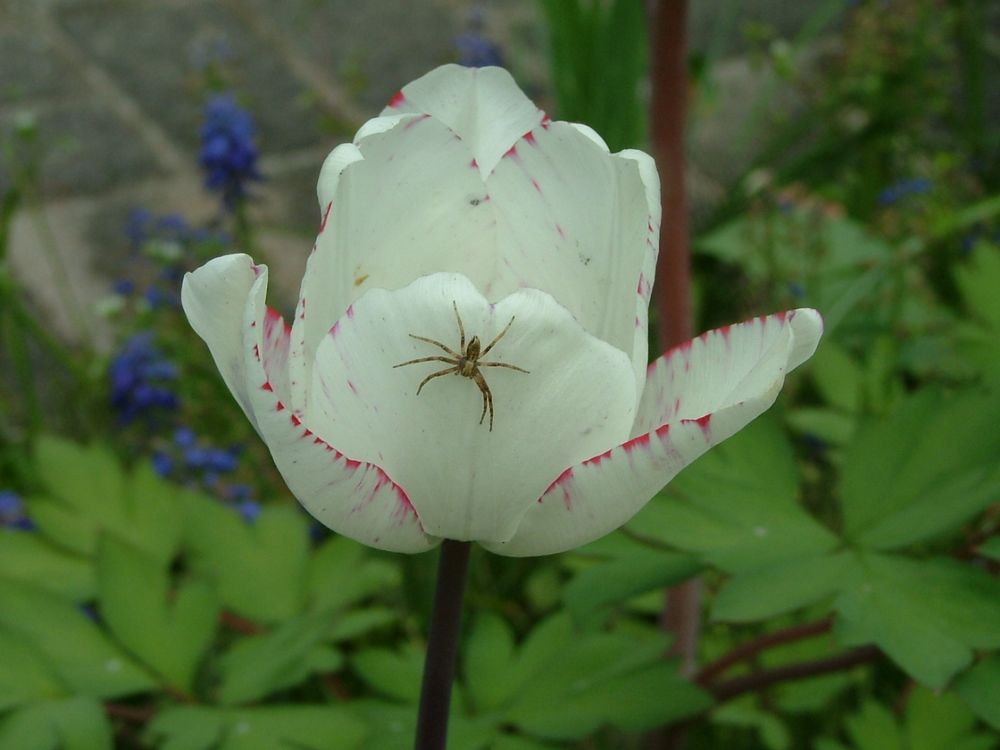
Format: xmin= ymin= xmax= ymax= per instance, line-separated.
xmin=199 ymin=94 xmax=261 ymax=207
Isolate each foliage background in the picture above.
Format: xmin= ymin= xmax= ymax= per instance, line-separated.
xmin=1 ymin=0 xmax=999 ymax=748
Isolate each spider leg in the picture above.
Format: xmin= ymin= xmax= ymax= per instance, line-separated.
xmin=416 ymin=367 xmax=459 ymax=395
xmin=479 ymin=361 xmax=530 ymax=373
xmin=452 ymin=301 xmax=466 ymax=352
xmin=407 ymin=334 xmax=460 ymax=358
xmin=481 ymin=316 xmax=516 ymax=357
xmin=393 ymin=355 xmax=457 ymax=369
xmin=472 ymin=371 xmax=494 ymax=431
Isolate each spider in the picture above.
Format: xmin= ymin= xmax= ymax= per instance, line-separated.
xmin=393 ymin=301 xmax=529 ymax=431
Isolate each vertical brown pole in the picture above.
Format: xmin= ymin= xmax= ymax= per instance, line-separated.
xmin=648 ymin=1 xmax=699 ymax=747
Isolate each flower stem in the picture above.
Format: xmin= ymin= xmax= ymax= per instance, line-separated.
xmin=415 ymin=540 xmax=472 ymax=750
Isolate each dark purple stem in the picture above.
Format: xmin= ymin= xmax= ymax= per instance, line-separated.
xmin=415 ymin=540 xmax=472 ymax=750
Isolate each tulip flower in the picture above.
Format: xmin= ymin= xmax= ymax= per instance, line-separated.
xmin=182 ymin=64 xmax=822 ymax=559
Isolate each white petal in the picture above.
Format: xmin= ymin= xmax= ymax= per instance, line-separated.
xmin=316 ymin=142 xmax=363 ymax=213
xmin=306 ymin=273 xmax=637 ymax=544
xmin=181 ymin=254 xmax=261 ymax=427
xmin=383 ymin=64 xmax=545 ymax=176
xmin=486 ymin=309 xmax=823 ymax=556
xmin=183 ymin=254 xmax=436 ymax=553
xmin=295 ymin=114 xmax=500 ymax=407
xmin=486 ymin=121 xmax=655 ymax=388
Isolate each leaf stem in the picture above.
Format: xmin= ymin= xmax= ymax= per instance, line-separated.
xmin=709 ymin=645 xmax=880 ymax=703
xmin=415 ymin=540 xmax=472 ymax=750
xmin=696 ymin=617 xmax=834 ymax=685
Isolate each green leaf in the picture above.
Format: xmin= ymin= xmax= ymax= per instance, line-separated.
xmin=712 ymin=703 xmax=791 ymax=750
xmin=904 ymin=685 xmax=993 ymax=750
xmin=956 ymin=656 xmax=1000 ymax=731
xmin=713 ymin=551 xmax=854 ymax=622
xmin=504 ymin=620 xmax=710 ymax=739
xmin=350 ymin=700 xmax=494 ymax=750
xmin=840 ymin=390 xmax=1000 ymax=550
xmin=97 ymin=535 xmax=218 ymax=693
xmin=977 ymin=537 xmax=1000 ymax=563
xmin=27 ymin=439 xmax=183 ymax=563
xmin=786 ymin=407 xmax=857 ymax=447
xmin=0 ymin=531 xmax=93 ymax=600
xmin=810 ymin=342 xmax=863 ymax=413
xmin=634 ymin=416 xmax=838 ymax=572
xmin=464 ymin=614 xmax=518 ymax=712
xmin=563 ymin=549 xmax=702 ymax=618
xmin=0 ymin=697 xmax=113 ymax=750
xmin=351 ymin=646 xmax=423 ymax=705
xmin=0 ymin=629 xmax=66 ymax=711
xmin=0 ymin=576 xmax=153 ymax=698
xmin=328 ymin=608 xmax=398 ymax=643
xmin=146 ymin=705 xmax=366 ymax=750
xmin=834 ymin=554 xmax=1000 ymax=687
xmin=307 ymin=537 xmax=400 ymax=613
xmin=217 ymin=611 xmax=343 ymax=706
xmin=955 ymin=245 xmax=1000 ymax=329
xmin=184 ymin=502 xmax=309 ymax=624
xmin=843 ymin=701 xmax=903 ymax=750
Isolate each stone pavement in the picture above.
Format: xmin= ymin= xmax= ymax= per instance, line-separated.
xmin=0 ymin=0 xmax=820 ymax=348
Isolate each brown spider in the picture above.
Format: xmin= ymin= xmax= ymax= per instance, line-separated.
xmin=394 ymin=301 xmax=529 ymax=431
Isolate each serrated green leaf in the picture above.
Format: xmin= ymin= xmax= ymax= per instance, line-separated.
xmin=217 ymin=611 xmax=343 ymax=706
xmin=0 ymin=697 xmax=112 ymax=750
xmin=840 ymin=390 xmax=1000 ymax=550
xmin=0 ymin=628 xmax=66 ymax=711
xmin=146 ymin=705 xmax=366 ymax=750
xmin=713 ymin=552 xmax=854 ymax=622
xmin=0 ymin=576 xmax=153 ymax=698
xmin=464 ymin=614 xmax=518 ymax=712
xmin=98 ymin=535 xmax=217 ymax=693
xmin=956 ymin=656 xmax=1000 ymax=731
xmin=0 ymin=531 xmax=93 ymax=600
xmin=564 ymin=549 xmax=702 ymax=618
xmin=184 ymin=502 xmax=309 ymax=624
xmin=307 ymin=537 xmax=400 ymax=613
xmin=834 ymin=554 xmax=1000 ymax=687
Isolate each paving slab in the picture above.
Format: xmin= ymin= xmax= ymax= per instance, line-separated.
xmin=57 ymin=0 xmax=327 ymax=154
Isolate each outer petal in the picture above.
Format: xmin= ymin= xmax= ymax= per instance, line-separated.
xmin=181 ymin=254 xmax=436 ymax=553
xmin=485 ymin=309 xmax=823 ymax=556
xmin=383 ymin=64 xmax=545 ymax=177
xmin=306 ymin=273 xmax=637 ymax=544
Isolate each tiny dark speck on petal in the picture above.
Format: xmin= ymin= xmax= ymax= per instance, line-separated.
xmin=469 ymin=198 xmax=480 ymax=206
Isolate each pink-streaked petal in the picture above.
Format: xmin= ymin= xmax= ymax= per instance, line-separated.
xmin=383 ymin=64 xmax=545 ymax=177
xmin=306 ymin=273 xmax=637 ymax=545
xmin=486 ymin=121 xmax=656 ymax=388
xmin=485 ymin=309 xmax=823 ymax=556
xmin=184 ymin=255 xmax=435 ymax=553
xmin=633 ymin=309 xmax=823 ymax=436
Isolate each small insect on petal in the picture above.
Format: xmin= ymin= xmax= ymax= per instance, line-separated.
xmin=393 ymin=301 xmax=528 ymax=431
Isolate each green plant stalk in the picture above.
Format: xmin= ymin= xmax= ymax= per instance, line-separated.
xmin=414 ymin=540 xmax=472 ymax=750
